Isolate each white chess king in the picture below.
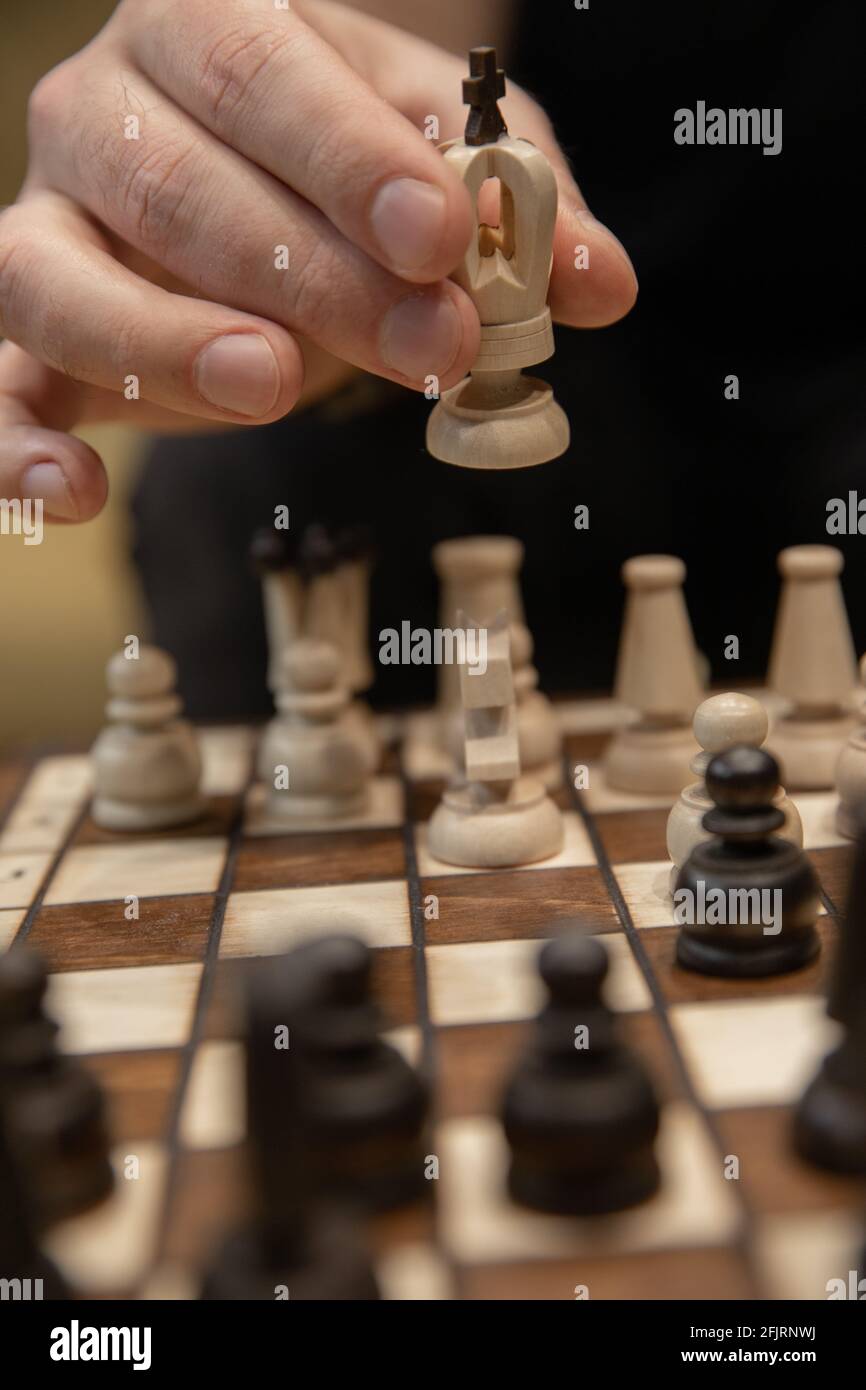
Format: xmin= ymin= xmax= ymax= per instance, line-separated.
xmin=425 ymin=47 xmax=569 ymax=470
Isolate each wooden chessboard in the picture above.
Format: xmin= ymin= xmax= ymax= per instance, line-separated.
xmin=0 ymin=698 xmax=862 ymax=1302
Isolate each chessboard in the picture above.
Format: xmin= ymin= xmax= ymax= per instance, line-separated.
xmin=1 ymin=694 xmax=862 ymax=1302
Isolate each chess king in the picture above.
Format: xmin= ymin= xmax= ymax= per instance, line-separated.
xmin=426 ymin=48 xmax=570 ymax=469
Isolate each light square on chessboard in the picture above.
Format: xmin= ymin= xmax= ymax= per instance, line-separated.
xmin=752 ymin=1210 xmax=862 ymax=1300
xmin=614 ymin=859 xmax=829 ymax=931
xmin=414 ymin=810 xmax=595 ymax=878
xmin=16 ymin=754 xmax=92 ymax=804
xmin=179 ymin=1025 xmax=422 ymax=1151
xmin=45 ymin=1142 xmax=167 ymax=1295
xmin=578 ymin=772 xmax=675 ymax=816
xmin=670 ymin=995 xmax=840 ymax=1109
xmin=426 ymin=932 xmax=650 ymax=1027
xmin=44 ymin=836 xmax=228 ymax=905
xmin=220 ymin=878 xmax=412 ymax=958
xmin=243 ymin=776 xmax=404 ymax=835
xmin=0 ymin=907 xmax=24 ymax=951
xmin=458 ymin=1246 xmax=757 ymax=1301
xmin=0 ymin=850 xmax=53 ymax=909
xmin=0 ymin=795 xmax=82 ymax=855
xmin=47 ymin=962 xmax=202 ymax=1054
xmin=422 ymin=865 xmax=620 ymax=945
xmin=436 ymin=1102 xmax=740 ymax=1266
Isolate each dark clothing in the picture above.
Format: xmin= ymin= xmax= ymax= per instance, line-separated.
xmin=132 ymin=0 xmax=866 ymax=720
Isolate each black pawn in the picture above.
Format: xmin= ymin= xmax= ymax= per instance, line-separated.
xmin=0 ymin=1101 xmax=68 ymax=1300
xmin=286 ymin=936 xmax=429 ymax=1212
xmin=676 ymin=746 xmax=821 ymax=978
xmin=502 ymin=934 xmax=660 ymax=1216
xmin=0 ymin=950 xmax=113 ymax=1227
xmin=793 ymin=803 xmax=866 ymax=1173
xmin=202 ymin=951 xmax=379 ymax=1301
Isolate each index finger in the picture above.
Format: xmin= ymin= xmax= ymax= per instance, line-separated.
xmin=131 ymin=0 xmax=474 ymax=283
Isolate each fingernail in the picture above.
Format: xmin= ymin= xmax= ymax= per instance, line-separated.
xmin=371 ymin=178 xmax=447 ymax=273
xmin=194 ymin=334 xmax=280 ymax=417
xmin=381 ymin=293 xmax=463 ymax=382
xmin=21 ymin=462 xmax=79 ymax=520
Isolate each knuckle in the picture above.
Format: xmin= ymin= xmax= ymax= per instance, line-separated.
xmin=281 ymin=240 xmax=361 ymax=342
xmin=26 ymin=61 xmax=77 ymax=147
xmin=196 ymin=21 xmax=299 ymax=130
xmin=115 ymin=136 xmax=197 ymax=249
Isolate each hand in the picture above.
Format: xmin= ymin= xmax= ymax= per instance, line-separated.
xmin=0 ymin=0 xmax=637 ymax=523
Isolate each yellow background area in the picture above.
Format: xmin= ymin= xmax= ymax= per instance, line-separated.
xmin=0 ymin=2 xmax=146 ymax=753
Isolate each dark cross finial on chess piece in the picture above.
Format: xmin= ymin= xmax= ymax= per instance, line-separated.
xmin=463 ymin=46 xmax=507 ymax=145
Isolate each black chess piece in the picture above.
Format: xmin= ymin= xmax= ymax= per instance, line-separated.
xmin=0 ymin=950 xmax=113 ymax=1227
xmin=248 ymin=525 xmax=295 ymax=576
xmin=297 ymin=522 xmax=339 ymax=582
xmin=793 ymin=801 xmax=866 ymax=1173
xmin=0 ymin=1100 xmax=69 ymax=1300
xmin=282 ymin=935 xmax=429 ymax=1212
xmin=675 ymin=746 xmax=821 ymax=977
xmin=202 ymin=950 xmax=379 ymax=1300
xmin=502 ymin=933 xmax=660 ymax=1216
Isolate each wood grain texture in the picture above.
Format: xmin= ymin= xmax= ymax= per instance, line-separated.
xmin=82 ymin=1048 xmax=182 ymax=1141
xmin=233 ymin=827 xmax=406 ymax=891
xmin=422 ymin=865 xmax=619 ymax=943
xmin=29 ymin=894 xmax=215 ymax=971
xmin=636 ymin=921 xmax=838 ymax=1006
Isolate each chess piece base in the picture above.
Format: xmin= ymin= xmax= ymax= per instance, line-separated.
xmin=267 ymin=788 xmax=368 ymax=821
xmin=202 ymin=1222 xmax=381 ymax=1301
xmin=428 ymin=776 xmax=563 ymax=867
xmin=767 ymin=713 xmax=857 ymax=789
xmin=508 ymin=1148 xmax=660 ymax=1217
xmin=91 ymin=793 xmax=204 ymax=832
xmin=794 ymin=1069 xmax=866 ymax=1174
xmin=605 ymin=722 xmax=698 ymax=795
xmin=676 ymin=928 xmax=820 ymax=979
xmin=426 ymin=375 xmax=569 ymax=470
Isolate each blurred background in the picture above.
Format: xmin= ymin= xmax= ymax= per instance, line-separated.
xmin=0 ymin=0 xmax=146 ymax=753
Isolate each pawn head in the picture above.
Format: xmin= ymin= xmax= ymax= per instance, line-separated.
xmin=539 ymin=932 xmax=608 ymax=1004
xmin=693 ymin=691 xmax=768 ymax=754
xmin=705 ymin=745 xmax=779 ymax=810
xmin=106 ymin=645 xmax=175 ymax=699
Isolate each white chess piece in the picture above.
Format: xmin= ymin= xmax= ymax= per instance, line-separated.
xmin=428 ymin=613 xmax=563 ymax=867
xmin=667 ymin=691 xmax=802 ymax=891
xmin=834 ymin=654 xmax=866 ymax=838
xmin=91 ymin=646 xmax=203 ymax=831
xmin=767 ymin=545 xmax=857 ymax=788
xmin=604 ymin=555 xmax=702 ymax=794
xmin=262 ymin=639 xmax=369 ymax=820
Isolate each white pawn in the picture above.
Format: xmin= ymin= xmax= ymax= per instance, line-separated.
xmin=666 ymin=691 xmax=802 ymax=892
xmin=262 ymin=639 xmax=369 ymax=820
xmin=91 ymin=646 xmax=203 ymax=831
xmin=834 ymin=654 xmax=866 ymax=838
